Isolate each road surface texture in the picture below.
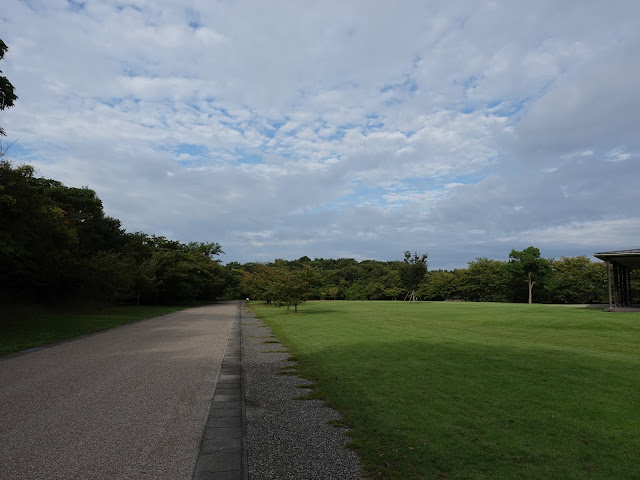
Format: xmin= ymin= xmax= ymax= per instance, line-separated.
xmin=0 ymin=302 xmax=236 ymax=480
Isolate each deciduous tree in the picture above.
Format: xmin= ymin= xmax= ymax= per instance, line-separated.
xmin=0 ymin=39 xmax=18 ymax=137
xmin=399 ymin=251 xmax=428 ymax=301
xmin=508 ymin=246 xmax=551 ymax=304
xmin=459 ymin=258 xmax=509 ymax=302
xmin=547 ymin=256 xmax=607 ymax=304
xmin=281 ymin=266 xmax=318 ymax=312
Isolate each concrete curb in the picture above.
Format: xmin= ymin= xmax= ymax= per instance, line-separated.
xmin=192 ymin=302 xmax=246 ymax=479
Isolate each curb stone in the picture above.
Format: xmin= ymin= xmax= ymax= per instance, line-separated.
xmin=192 ymin=303 xmax=247 ymax=480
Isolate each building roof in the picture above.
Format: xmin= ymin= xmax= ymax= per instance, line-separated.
xmin=594 ymin=249 xmax=640 ymax=270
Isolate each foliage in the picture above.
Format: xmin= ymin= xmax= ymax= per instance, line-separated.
xmin=458 ymin=258 xmax=510 ymax=302
xmin=399 ymin=251 xmax=428 ymax=300
xmin=241 ymin=264 xmax=283 ymax=304
xmin=508 ymin=246 xmax=552 ymax=304
xmin=235 ymin=249 xmax=626 ymax=306
xmin=82 ymin=251 xmax=133 ymax=310
xmin=241 ymin=264 xmax=318 ymax=311
xmin=222 ymin=261 xmax=245 ymax=299
xmin=0 ymin=161 xmax=224 ymax=307
xmin=0 ymin=38 xmax=18 ymax=136
xmin=420 ymin=270 xmax=461 ymax=300
xmin=547 ymin=256 xmax=608 ymax=304
xmin=0 ymin=162 xmax=78 ymax=298
xmin=281 ymin=265 xmax=319 ymax=312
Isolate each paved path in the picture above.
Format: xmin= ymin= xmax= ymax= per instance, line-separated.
xmin=0 ymin=303 xmax=236 ymax=480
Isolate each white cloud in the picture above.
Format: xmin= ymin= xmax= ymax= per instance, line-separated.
xmin=2 ymin=0 xmax=639 ymax=269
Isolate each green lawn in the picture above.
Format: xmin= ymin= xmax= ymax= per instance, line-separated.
xmin=249 ymin=301 xmax=640 ymax=480
xmin=0 ymin=304 xmax=187 ymax=355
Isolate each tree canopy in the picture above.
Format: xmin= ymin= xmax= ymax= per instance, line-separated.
xmin=2 ymin=161 xmax=635 ymax=310
xmin=508 ymin=246 xmax=552 ymax=304
xmin=0 ymin=39 xmax=18 ymax=137
xmin=236 ymin=250 xmax=633 ymax=308
xmin=399 ymin=251 xmax=428 ymax=301
xmin=0 ymin=161 xmax=225 ymax=306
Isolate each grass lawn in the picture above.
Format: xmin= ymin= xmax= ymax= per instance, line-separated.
xmin=249 ymin=301 xmax=640 ymax=480
xmin=0 ymin=304 xmax=188 ymax=355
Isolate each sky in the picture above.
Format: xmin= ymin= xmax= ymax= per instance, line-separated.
xmin=2 ymin=0 xmax=639 ymax=269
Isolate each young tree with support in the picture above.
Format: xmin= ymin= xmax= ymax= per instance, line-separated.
xmin=400 ymin=251 xmax=428 ymax=302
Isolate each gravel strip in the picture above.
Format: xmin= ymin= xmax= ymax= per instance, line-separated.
xmin=241 ymin=306 xmax=362 ymax=480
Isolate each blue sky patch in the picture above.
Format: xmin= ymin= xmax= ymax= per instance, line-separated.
xmin=237 ymin=154 xmax=264 ymax=165
xmin=175 ymin=143 xmax=208 ymax=157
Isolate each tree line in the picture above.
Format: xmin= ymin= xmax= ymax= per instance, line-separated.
xmin=0 ymin=160 xmax=225 ymax=307
xmin=3 ymin=160 xmax=637 ymax=310
xmin=232 ymin=247 xmax=639 ymax=307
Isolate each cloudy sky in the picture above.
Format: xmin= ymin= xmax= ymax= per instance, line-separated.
xmin=2 ymin=0 xmax=639 ymax=268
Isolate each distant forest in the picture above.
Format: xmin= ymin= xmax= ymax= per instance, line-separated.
xmin=232 ymin=252 xmax=639 ymax=306
xmin=2 ymin=160 xmax=637 ymax=308
xmin=1 ymin=160 xmax=224 ymax=307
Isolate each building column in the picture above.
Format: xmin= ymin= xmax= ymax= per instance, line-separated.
xmin=613 ymin=263 xmax=620 ymax=308
xmin=606 ymin=260 xmax=613 ymax=310
xmin=625 ymin=267 xmax=632 ymax=306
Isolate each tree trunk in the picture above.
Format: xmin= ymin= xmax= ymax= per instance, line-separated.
xmin=528 ymin=273 xmax=535 ymax=304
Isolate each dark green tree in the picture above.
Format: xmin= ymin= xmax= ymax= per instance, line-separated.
xmin=42 ymin=180 xmax=124 ymax=256
xmin=152 ymin=247 xmax=224 ymax=303
xmin=121 ymin=233 xmax=224 ymax=305
xmin=399 ymin=251 xmax=428 ymax=301
xmin=420 ymin=270 xmax=460 ymax=300
xmin=240 ymin=264 xmax=318 ymax=312
xmin=128 ymin=255 xmax=160 ymax=306
xmin=0 ymin=39 xmax=18 ymax=137
xmin=82 ymin=251 xmax=132 ymax=310
xmin=508 ymin=246 xmax=551 ymax=304
xmin=0 ymin=162 xmax=226 ymax=306
xmin=185 ymin=241 xmax=224 ymax=258
xmin=221 ymin=261 xmax=246 ymax=299
xmin=281 ymin=266 xmax=318 ymax=312
xmin=458 ymin=258 xmax=509 ymax=302
xmin=547 ymin=256 xmax=607 ymax=304
xmin=240 ymin=265 xmax=283 ymax=304
xmin=0 ymin=162 xmax=78 ymax=299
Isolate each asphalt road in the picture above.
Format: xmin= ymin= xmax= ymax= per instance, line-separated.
xmin=0 ymin=303 xmax=236 ymax=480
